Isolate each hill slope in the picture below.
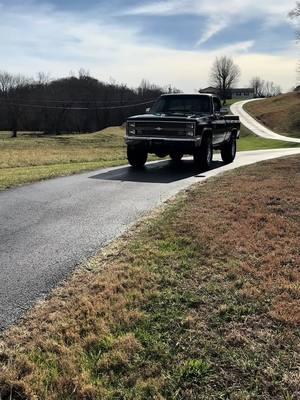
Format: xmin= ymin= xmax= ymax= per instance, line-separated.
xmin=244 ymin=92 xmax=300 ymax=138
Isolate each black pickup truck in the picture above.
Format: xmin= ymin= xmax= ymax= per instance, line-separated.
xmin=125 ymin=93 xmax=240 ymax=170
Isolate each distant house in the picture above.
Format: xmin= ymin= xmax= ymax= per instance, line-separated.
xmin=200 ymin=86 xmax=219 ymax=96
xmin=231 ymin=88 xmax=255 ymax=99
xmin=200 ymin=87 xmax=255 ymax=99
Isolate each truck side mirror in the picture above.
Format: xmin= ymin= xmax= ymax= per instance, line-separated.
xmin=220 ymin=107 xmax=229 ymax=115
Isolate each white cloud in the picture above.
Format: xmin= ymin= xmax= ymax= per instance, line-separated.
xmin=0 ymin=1 xmax=298 ymax=92
xmin=125 ymin=0 xmax=296 ymax=18
xmin=122 ymin=0 xmax=184 ymax=16
xmin=124 ymin=0 xmax=297 ymax=44
xmin=218 ymin=40 xmax=255 ymax=54
xmin=195 ymin=17 xmax=229 ymax=46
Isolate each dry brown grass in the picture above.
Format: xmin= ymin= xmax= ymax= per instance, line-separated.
xmin=0 ymin=128 xmax=125 ymax=169
xmin=0 ymin=155 xmax=300 ymax=399
xmin=244 ymin=92 xmax=300 ymax=137
xmin=181 ymin=161 xmax=300 ymax=325
xmin=0 ymin=128 xmax=127 ymax=190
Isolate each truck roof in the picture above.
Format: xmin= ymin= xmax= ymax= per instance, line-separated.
xmin=161 ymin=93 xmax=215 ymax=97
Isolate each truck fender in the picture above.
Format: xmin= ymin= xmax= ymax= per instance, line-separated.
xmin=225 ymin=128 xmax=239 ymax=143
xmin=197 ymin=128 xmax=212 ymax=147
xmin=231 ymin=128 xmax=239 ymax=139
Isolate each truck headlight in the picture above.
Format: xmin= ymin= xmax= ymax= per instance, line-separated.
xmin=128 ymin=122 xmax=136 ymax=135
xmin=186 ymin=123 xmax=195 ymax=136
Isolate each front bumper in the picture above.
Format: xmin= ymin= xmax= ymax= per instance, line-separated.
xmin=125 ymin=135 xmax=202 ymax=154
xmin=125 ymin=135 xmax=201 ymax=144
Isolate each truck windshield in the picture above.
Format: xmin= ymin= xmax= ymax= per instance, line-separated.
xmin=151 ymin=95 xmax=211 ymax=115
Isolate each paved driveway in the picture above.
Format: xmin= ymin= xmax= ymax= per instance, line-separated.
xmin=231 ymin=100 xmax=300 ymax=143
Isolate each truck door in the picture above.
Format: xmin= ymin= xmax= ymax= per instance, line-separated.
xmin=212 ymin=97 xmax=226 ymax=144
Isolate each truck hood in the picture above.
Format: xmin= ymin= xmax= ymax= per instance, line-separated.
xmin=127 ymin=113 xmax=208 ymax=123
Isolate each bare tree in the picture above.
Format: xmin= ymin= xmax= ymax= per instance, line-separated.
xmin=250 ymin=76 xmax=265 ymax=97
xmin=289 ymin=2 xmax=300 ymax=34
xmin=0 ymin=71 xmax=30 ymax=137
xmin=271 ymin=84 xmax=282 ymax=97
xmin=250 ymin=76 xmax=281 ymax=98
xmin=78 ymin=68 xmax=90 ymax=80
xmin=210 ymin=56 xmax=240 ymax=102
xmin=137 ymin=79 xmax=162 ymax=98
xmin=263 ymin=81 xmax=281 ymax=97
xmin=289 ymin=2 xmax=300 ymax=83
xmin=0 ymin=71 xmax=16 ymax=94
xmin=36 ymin=72 xmax=51 ymax=85
xmin=264 ymin=81 xmax=273 ymax=97
xmin=164 ymin=84 xmax=182 ymax=94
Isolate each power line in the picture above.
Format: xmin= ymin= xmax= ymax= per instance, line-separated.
xmin=0 ymin=99 xmax=156 ymax=111
xmin=0 ymin=97 xmax=156 ymax=104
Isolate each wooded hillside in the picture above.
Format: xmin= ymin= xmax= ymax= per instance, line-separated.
xmin=0 ymin=71 xmax=174 ymax=135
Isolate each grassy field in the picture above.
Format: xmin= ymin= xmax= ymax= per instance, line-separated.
xmin=0 ymin=128 xmax=127 ymax=191
xmin=224 ymin=98 xmax=243 ymax=106
xmin=238 ymin=124 xmax=300 ymax=151
xmin=1 ymin=123 xmax=299 ymax=191
xmin=1 ymin=155 xmax=299 ymax=399
xmin=244 ymin=92 xmax=300 ymax=138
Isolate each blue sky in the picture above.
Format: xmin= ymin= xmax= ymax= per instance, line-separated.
xmin=0 ymin=0 xmax=299 ymax=91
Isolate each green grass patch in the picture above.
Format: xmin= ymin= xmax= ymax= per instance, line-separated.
xmin=238 ymin=124 xmax=300 ymax=151
xmin=0 ymin=159 xmax=128 ymax=191
xmin=224 ymin=98 xmax=244 ymax=106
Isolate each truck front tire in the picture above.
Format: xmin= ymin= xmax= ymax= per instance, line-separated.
xmin=194 ymin=135 xmax=213 ymax=171
xmin=221 ymin=134 xmax=236 ymax=164
xmin=127 ymin=146 xmax=148 ymax=168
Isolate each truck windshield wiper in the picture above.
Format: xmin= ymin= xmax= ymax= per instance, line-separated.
xmin=165 ymin=111 xmax=207 ymax=117
xmin=189 ymin=112 xmax=207 ymax=116
xmin=164 ymin=111 xmax=188 ymax=116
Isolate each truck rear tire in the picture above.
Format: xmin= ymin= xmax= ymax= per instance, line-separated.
xmin=194 ymin=135 xmax=213 ymax=171
xmin=127 ymin=146 xmax=148 ymax=168
xmin=221 ymin=134 xmax=236 ymax=164
xmin=170 ymin=152 xmax=183 ymax=162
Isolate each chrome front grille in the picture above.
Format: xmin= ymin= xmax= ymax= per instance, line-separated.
xmin=133 ymin=121 xmax=194 ymax=137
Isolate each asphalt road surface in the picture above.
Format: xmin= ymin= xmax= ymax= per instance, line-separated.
xmin=1 ymin=148 xmax=300 ymax=331
xmin=231 ymin=100 xmax=300 ymax=143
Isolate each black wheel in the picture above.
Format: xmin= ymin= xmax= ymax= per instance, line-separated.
xmin=127 ymin=146 xmax=148 ymax=167
xmin=221 ymin=134 xmax=236 ymax=164
xmin=194 ymin=135 xmax=213 ymax=171
xmin=170 ymin=152 xmax=183 ymax=162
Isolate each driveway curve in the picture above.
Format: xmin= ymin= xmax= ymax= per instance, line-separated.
xmin=231 ymin=99 xmax=300 ymax=143
xmin=1 ymin=148 xmax=300 ymax=331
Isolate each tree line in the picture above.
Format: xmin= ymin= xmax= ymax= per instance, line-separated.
xmin=0 ymin=70 xmax=181 ymax=137
xmin=0 ymin=61 xmax=289 ymax=138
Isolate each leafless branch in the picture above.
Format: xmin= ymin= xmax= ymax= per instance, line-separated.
xmin=210 ymin=56 xmax=240 ymax=101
